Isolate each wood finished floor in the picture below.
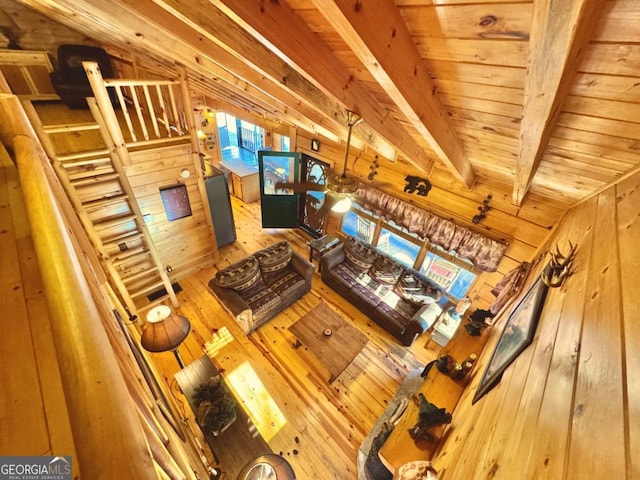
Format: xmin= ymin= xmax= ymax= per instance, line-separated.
xmin=150 ymin=196 xmax=440 ymax=479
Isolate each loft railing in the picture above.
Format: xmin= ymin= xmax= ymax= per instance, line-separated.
xmin=83 ymin=61 xmax=194 ymax=149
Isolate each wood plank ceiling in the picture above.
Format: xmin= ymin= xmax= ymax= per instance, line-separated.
xmin=12 ymin=0 xmax=640 ymax=207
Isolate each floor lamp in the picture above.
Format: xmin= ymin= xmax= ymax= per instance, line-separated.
xmin=141 ymin=305 xmax=191 ymax=369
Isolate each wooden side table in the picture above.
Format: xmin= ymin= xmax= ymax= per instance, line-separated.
xmin=307 ymin=234 xmax=339 ymax=272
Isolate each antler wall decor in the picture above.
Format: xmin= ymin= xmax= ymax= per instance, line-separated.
xmin=541 ymin=241 xmax=577 ymax=288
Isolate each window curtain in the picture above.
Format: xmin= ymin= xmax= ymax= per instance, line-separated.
xmin=355 ymin=188 xmax=508 ymax=272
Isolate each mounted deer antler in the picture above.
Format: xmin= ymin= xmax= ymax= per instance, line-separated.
xmin=541 ymin=241 xmax=577 ymax=288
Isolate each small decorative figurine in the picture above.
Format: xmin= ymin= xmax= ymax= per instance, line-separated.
xmin=408 ymin=393 xmax=452 ymax=442
xmin=404 ymin=175 xmax=432 ymax=196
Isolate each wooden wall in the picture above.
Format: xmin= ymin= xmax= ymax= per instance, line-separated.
xmin=428 ymin=168 xmax=640 ymax=479
xmin=295 ymin=128 xmax=565 ymax=311
xmin=127 ymin=143 xmax=217 ymax=282
xmin=0 ymin=141 xmax=77 ymax=460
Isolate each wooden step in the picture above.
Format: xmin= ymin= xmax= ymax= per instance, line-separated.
xmin=61 ymin=156 xmax=112 ymax=168
xmin=70 ymin=172 xmax=120 ymax=187
xmin=103 ymin=229 xmax=144 ymax=247
xmin=82 ymin=193 xmax=129 ymax=210
xmin=42 ymin=122 xmax=101 ymax=133
xmin=111 ymin=248 xmax=150 ymax=267
xmin=129 ymin=279 xmax=167 ymax=299
xmin=94 ymin=213 xmax=137 ymax=231
xmin=122 ymin=266 xmax=160 ymax=285
xmin=57 ymin=148 xmax=111 ymax=162
xmin=67 ymin=165 xmax=115 ymax=181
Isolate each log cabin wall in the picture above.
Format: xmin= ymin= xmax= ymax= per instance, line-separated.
xmin=295 ymin=128 xmax=564 ymax=311
xmin=429 ymin=168 xmax=640 ymax=479
xmin=127 ymin=143 xmax=217 ymax=281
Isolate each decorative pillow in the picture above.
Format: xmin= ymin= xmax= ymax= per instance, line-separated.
xmin=369 ymin=256 xmax=404 ymax=286
xmin=214 ymin=256 xmax=262 ymax=292
xmin=343 ymin=237 xmax=377 ymax=271
xmin=255 ymin=241 xmax=293 ymax=274
xmin=394 ymin=271 xmax=441 ymax=305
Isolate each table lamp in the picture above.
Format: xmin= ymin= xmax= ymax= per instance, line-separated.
xmin=141 ymin=305 xmax=191 ymax=369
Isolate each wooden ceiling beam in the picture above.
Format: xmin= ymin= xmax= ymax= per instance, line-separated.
xmin=154 ymin=0 xmax=392 ymax=156
xmin=20 ymin=0 xmax=340 ymax=142
xmin=212 ymin=0 xmax=436 ymax=174
xmin=116 ymin=0 xmax=347 ymax=143
xmin=314 ymin=0 xmax=474 ymax=188
xmin=513 ymin=0 xmax=605 ymax=206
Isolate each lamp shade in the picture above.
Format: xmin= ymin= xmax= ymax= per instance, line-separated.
xmin=141 ymin=305 xmax=191 ymax=353
xmin=331 ymin=196 xmax=352 ymax=213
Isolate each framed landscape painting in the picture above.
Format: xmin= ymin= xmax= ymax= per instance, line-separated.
xmin=472 ymin=276 xmax=548 ymax=404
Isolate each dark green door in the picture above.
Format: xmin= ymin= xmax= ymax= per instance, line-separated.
xmin=258 ymin=151 xmax=300 ymax=228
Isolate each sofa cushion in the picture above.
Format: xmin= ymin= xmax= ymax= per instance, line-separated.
xmin=214 ymin=256 xmax=262 ymax=292
xmin=369 ymin=255 xmax=404 ymax=286
xmin=264 ymin=266 xmax=307 ymax=301
xmin=325 ymin=262 xmax=359 ymax=288
xmin=238 ymin=283 xmax=282 ymax=319
xmin=255 ymin=241 xmax=293 ymax=274
xmin=373 ymin=302 xmax=410 ymax=336
xmin=394 ymin=271 xmax=442 ymax=306
xmin=351 ymin=282 xmax=385 ymax=311
xmin=379 ymin=290 xmax=420 ymax=320
xmin=344 ymin=237 xmax=377 ymax=271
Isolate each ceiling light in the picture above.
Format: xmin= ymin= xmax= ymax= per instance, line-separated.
xmin=332 ymin=196 xmax=352 ymax=213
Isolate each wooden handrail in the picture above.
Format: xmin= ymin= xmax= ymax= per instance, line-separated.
xmin=0 ymin=93 xmax=158 ymax=479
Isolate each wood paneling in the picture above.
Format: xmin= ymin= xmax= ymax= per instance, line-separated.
xmin=127 ymin=144 xmax=216 ymax=281
xmin=430 ymin=168 xmax=640 ymax=478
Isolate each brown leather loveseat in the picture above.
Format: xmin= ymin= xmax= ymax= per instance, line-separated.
xmin=320 ymin=236 xmax=443 ymax=346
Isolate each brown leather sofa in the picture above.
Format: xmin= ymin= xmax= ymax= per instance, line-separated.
xmin=320 ymin=237 xmax=444 ymax=346
xmin=209 ymin=241 xmax=314 ymax=334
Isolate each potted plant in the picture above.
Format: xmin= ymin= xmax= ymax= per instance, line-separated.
xmin=193 ymin=375 xmax=237 ymax=436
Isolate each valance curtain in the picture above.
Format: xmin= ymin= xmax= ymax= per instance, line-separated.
xmin=355 ymin=188 xmax=508 ymax=272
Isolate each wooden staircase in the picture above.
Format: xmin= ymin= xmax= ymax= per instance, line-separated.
xmin=23 ymin=101 xmax=179 ymax=314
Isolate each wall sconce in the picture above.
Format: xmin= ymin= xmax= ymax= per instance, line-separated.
xmin=472 ymin=195 xmax=492 ymax=224
xmin=180 ymin=168 xmax=191 ymax=179
xmin=311 ymin=138 xmax=321 ymax=152
xmin=141 ymin=305 xmax=191 ymax=369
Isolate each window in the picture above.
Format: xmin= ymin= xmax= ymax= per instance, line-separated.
xmin=421 ymin=251 xmax=476 ymax=300
xmin=378 ymin=220 xmax=421 ymax=268
xmin=340 ymin=205 xmax=477 ymax=300
xmin=281 ymin=135 xmax=290 ymax=151
xmin=216 ymin=112 xmax=265 ymax=167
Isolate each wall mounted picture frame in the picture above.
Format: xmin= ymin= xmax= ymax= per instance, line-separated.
xmin=472 ymin=275 xmax=548 ymax=404
xmin=160 ymin=184 xmax=192 ymax=221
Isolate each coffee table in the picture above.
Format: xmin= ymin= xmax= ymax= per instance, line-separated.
xmin=289 ymin=302 xmax=368 ymax=383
